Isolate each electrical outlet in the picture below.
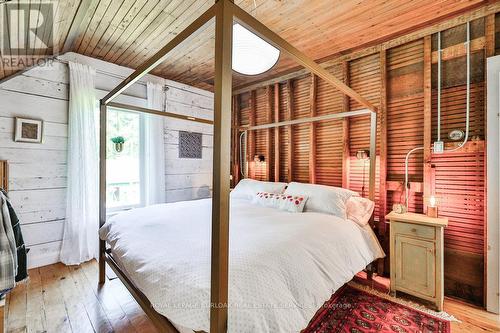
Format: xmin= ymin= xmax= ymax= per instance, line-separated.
xmin=433 ymin=141 xmax=444 ymax=153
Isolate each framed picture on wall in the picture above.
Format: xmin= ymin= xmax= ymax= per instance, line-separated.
xmin=14 ymin=118 xmax=43 ymax=143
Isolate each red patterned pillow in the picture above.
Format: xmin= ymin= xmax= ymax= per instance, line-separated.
xmin=252 ymin=191 xmax=281 ymax=208
xmin=252 ymin=192 xmax=308 ymax=213
xmin=277 ymin=194 xmax=308 ymax=213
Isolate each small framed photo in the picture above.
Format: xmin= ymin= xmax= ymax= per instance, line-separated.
xmin=14 ymin=118 xmax=43 ymax=143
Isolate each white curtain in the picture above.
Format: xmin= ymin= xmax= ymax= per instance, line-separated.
xmin=144 ymin=82 xmax=166 ymax=205
xmin=60 ymin=62 xmax=99 ymax=265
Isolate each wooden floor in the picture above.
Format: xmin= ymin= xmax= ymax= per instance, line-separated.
xmin=4 ymin=261 xmax=500 ymax=333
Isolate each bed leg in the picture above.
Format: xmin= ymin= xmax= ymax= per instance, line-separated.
xmin=99 ymin=239 xmax=106 ymax=284
xmin=366 ymin=263 xmax=374 ymax=280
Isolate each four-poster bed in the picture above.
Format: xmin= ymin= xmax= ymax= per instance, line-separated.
xmin=98 ymin=0 xmax=379 ymax=332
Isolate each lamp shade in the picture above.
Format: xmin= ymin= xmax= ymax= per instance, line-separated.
xmin=232 ymin=23 xmax=280 ymax=75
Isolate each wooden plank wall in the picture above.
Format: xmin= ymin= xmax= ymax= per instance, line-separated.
xmin=0 ymin=53 xmax=215 ymax=269
xmin=316 ymin=65 xmax=344 ymax=187
xmin=429 ymin=20 xmax=487 ymax=305
xmin=347 ymin=54 xmax=382 ymax=220
xmin=233 ymin=13 xmax=499 ymax=306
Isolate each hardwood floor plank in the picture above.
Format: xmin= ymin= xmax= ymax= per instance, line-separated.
xmin=38 ymin=264 xmax=72 ymax=333
xmin=66 ymin=265 xmax=114 ymax=333
xmin=5 ymin=275 xmax=27 ymax=333
xmin=5 ymin=261 xmax=500 ymax=332
xmin=25 ymin=268 xmax=46 ymax=333
xmin=446 ymin=299 xmax=500 ymax=333
xmin=108 ymin=279 xmax=157 ymax=333
xmin=84 ymin=261 xmax=157 ymax=333
xmin=56 ymin=264 xmax=95 ymax=333
xmin=79 ymin=261 xmax=137 ymax=333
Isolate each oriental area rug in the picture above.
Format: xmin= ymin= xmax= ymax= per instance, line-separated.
xmin=303 ymin=284 xmax=452 ymax=333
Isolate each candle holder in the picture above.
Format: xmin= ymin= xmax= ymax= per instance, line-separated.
xmin=427 ymin=206 xmax=438 ymax=218
xmin=425 ymin=195 xmax=440 ymax=218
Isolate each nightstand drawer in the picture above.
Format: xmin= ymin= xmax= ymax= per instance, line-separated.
xmin=393 ymin=221 xmax=435 ymax=240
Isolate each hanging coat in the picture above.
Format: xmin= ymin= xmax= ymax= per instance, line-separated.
xmin=1 ymin=189 xmax=28 ymax=283
xmin=0 ymin=192 xmax=15 ymax=293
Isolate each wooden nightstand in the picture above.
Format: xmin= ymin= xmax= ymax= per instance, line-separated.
xmin=386 ymin=212 xmax=448 ymax=311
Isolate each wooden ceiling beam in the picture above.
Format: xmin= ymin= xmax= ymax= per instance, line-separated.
xmin=231 ymin=2 xmax=378 ymax=113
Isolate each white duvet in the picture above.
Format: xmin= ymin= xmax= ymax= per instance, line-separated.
xmin=99 ymin=198 xmax=384 ymax=333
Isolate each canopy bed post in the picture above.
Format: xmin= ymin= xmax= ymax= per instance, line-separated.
xmin=211 ymin=0 xmax=233 ymax=331
xmin=96 ymin=1 xmax=381 ymax=331
xmin=99 ymin=101 xmax=107 ymax=284
xmin=368 ymin=111 xmax=377 ymax=202
xmin=366 ymin=110 xmax=378 ymax=279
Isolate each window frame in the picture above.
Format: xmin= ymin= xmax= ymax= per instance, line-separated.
xmin=106 ymin=107 xmax=146 ymax=213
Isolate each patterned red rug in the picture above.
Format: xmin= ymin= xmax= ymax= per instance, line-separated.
xmin=303 ymin=285 xmax=451 ymax=333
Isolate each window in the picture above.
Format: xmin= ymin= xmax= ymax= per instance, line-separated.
xmin=106 ymin=108 xmax=144 ymax=211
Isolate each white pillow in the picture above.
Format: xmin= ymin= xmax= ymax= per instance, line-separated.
xmin=283 ymin=182 xmax=358 ymax=218
xmin=346 ymin=196 xmax=375 ymax=226
xmin=231 ymin=179 xmax=287 ymax=200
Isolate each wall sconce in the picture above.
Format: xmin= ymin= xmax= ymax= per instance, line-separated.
xmin=254 ymin=155 xmax=265 ymax=163
xmin=356 ymin=150 xmax=369 ymax=160
xmin=356 ymin=150 xmax=369 ymax=197
xmin=426 ymin=195 xmax=440 ymax=218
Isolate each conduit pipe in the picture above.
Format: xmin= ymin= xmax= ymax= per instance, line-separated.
xmin=405 ymin=147 xmax=424 ymax=210
xmin=404 ymin=22 xmax=471 ymax=210
xmin=437 ymin=30 xmax=442 ymax=142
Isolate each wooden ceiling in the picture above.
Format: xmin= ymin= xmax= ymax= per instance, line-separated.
xmin=0 ymin=0 xmax=492 ymax=91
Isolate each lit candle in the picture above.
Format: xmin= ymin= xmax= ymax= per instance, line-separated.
xmin=429 ymin=195 xmax=436 ymax=207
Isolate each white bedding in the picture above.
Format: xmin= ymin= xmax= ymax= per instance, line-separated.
xmin=99 ymin=198 xmax=384 ymax=333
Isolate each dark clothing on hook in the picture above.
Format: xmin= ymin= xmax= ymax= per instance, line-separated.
xmin=1 ymin=189 xmax=28 ymax=282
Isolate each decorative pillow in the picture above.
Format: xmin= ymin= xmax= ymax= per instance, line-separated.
xmin=277 ymin=194 xmax=308 ymax=213
xmin=252 ymin=192 xmax=308 ymax=213
xmin=283 ymin=182 xmax=358 ymax=218
xmin=346 ymin=196 xmax=375 ymax=226
xmin=252 ymin=191 xmax=282 ymax=208
xmin=231 ymin=179 xmax=287 ymax=200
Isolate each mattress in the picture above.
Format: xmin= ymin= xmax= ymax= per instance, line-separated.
xmin=99 ymin=198 xmax=384 ymax=333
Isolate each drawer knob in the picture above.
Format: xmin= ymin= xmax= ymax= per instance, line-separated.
xmin=411 ymin=228 xmax=417 ymax=232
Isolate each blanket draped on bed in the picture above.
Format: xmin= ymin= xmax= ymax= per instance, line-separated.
xmin=100 ymin=198 xmax=384 ymax=333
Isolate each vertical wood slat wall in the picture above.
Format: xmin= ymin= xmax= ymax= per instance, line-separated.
xmin=347 ymin=54 xmax=382 ymax=220
xmin=316 ymin=64 xmax=343 ymax=187
xmin=233 ymin=14 xmax=498 ymax=306
xmin=387 ymin=39 xmax=425 ymax=215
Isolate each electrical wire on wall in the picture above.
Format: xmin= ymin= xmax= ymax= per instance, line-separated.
xmin=403 ymin=21 xmax=471 ymax=211
xmin=404 ymin=147 xmax=424 ymax=210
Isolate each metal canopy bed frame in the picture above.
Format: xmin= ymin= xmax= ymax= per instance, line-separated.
xmin=98 ymin=1 xmax=378 ymax=332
